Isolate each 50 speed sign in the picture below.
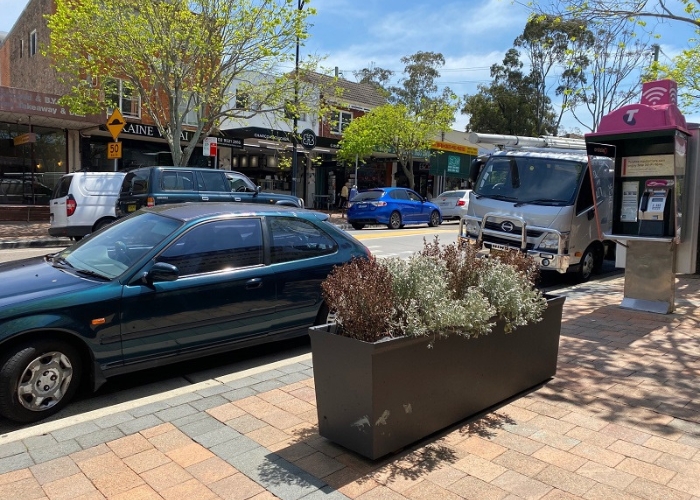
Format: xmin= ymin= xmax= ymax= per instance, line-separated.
xmin=107 ymin=142 xmax=122 ymax=159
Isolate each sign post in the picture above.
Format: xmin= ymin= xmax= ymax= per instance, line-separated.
xmin=203 ymin=137 xmax=218 ymax=168
xmin=106 ymin=108 xmax=126 ymax=171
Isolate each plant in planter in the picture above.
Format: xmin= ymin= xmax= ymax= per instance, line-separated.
xmin=309 ymin=238 xmax=565 ymax=460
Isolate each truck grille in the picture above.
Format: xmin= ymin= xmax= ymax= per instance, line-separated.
xmin=483 ymin=221 xmax=543 ymax=238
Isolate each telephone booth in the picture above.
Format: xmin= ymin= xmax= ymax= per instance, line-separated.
xmin=585 ymin=79 xmax=700 ymax=314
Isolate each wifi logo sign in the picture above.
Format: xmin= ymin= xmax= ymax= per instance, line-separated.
xmin=642 ymin=86 xmax=668 ymax=105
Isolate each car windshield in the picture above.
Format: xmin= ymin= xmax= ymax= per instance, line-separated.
xmin=438 ymin=191 xmax=467 ymax=198
xmin=474 ymin=157 xmax=584 ymax=206
xmin=353 ymin=190 xmax=384 ymax=201
xmin=53 ymin=212 xmax=182 ymax=279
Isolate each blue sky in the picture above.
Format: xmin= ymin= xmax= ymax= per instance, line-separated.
xmin=1 ymin=0 xmax=698 ymax=132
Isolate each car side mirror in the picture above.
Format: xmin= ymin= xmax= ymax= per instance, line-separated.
xmin=144 ymin=262 xmax=179 ymax=284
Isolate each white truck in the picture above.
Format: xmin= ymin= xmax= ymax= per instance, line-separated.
xmin=458 ymin=133 xmax=615 ymax=281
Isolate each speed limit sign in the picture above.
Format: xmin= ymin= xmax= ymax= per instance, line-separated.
xmin=107 ymin=141 xmax=122 ymax=159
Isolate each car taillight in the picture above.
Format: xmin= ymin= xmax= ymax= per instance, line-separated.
xmin=370 ymin=201 xmax=387 ymax=207
xmin=147 ymin=196 xmax=155 ymax=207
xmin=66 ymin=195 xmax=77 ymax=217
xmin=457 ymin=200 xmax=466 ymax=206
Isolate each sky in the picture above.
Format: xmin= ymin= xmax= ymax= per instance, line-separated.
xmin=1 ymin=0 xmax=698 ymax=133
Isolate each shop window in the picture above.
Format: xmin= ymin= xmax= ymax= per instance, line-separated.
xmin=178 ymin=93 xmax=199 ymax=126
xmin=105 ymin=78 xmax=141 ymax=118
xmin=29 ymin=31 xmax=37 ymax=57
xmin=330 ymin=111 xmax=352 ymax=134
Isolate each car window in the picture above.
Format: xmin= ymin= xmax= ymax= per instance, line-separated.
xmin=157 ymin=219 xmax=263 ymax=275
xmin=269 ymin=217 xmax=338 ymax=264
xmin=227 ymin=172 xmax=257 ymax=192
xmin=391 ymin=190 xmax=409 ymax=200
xmin=121 ymin=170 xmax=150 ymax=194
xmin=438 ymin=191 xmax=464 ymax=198
xmin=52 ymin=176 xmax=72 ymax=199
xmin=161 ymin=170 xmax=195 ymax=191
xmin=197 ymin=171 xmax=228 ymax=192
xmin=353 ymin=190 xmax=383 ymax=201
xmin=406 ymin=190 xmax=422 ymax=202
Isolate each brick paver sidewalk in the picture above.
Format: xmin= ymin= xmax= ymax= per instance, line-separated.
xmin=0 ymin=276 xmax=699 ymax=500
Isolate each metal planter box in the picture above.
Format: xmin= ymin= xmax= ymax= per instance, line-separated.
xmin=309 ymin=295 xmax=565 ymax=460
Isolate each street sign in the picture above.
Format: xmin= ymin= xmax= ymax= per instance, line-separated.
xmin=107 ymin=141 xmax=122 ymax=159
xmin=106 ymin=108 xmax=126 ymax=141
xmin=203 ymin=137 xmax=217 ymax=157
xmin=13 ymin=133 xmax=37 ymax=146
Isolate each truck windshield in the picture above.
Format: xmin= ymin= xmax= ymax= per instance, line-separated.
xmin=474 ymin=156 xmax=585 ymax=206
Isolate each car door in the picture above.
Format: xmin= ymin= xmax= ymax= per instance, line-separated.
xmin=119 ymin=218 xmax=275 ymax=365
xmin=155 ymin=169 xmax=197 ymax=205
xmin=406 ymin=189 xmax=430 ymax=223
xmin=49 ymin=175 xmax=72 ymax=229
xmin=267 ymin=216 xmax=338 ymax=334
xmin=196 ymin=170 xmax=233 ymax=202
xmin=391 ymin=189 xmax=418 ymax=222
xmin=227 ymin=172 xmax=258 ymax=204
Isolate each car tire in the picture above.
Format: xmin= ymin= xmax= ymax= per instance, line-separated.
xmin=314 ymin=302 xmax=336 ymax=325
xmin=576 ymin=247 xmax=597 ymax=283
xmin=351 ymin=223 xmax=365 ymax=230
xmin=388 ymin=211 xmax=402 ymax=230
xmin=0 ymin=340 xmax=83 ymax=423
xmin=428 ymin=210 xmax=440 ymax=227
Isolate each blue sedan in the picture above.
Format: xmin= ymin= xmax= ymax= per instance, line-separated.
xmin=0 ymin=203 xmax=370 ymax=423
xmin=348 ymin=187 xmax=442 ymax=230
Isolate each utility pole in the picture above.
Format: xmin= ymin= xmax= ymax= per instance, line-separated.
xmin=291 ymin=0 xmax=305 ymax=197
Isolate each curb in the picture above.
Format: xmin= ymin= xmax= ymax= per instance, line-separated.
xmin=0 ymin=238 xmax=72 ymax=250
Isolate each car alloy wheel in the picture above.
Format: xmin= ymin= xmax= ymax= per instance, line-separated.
xmin=388 ymin=211 xmax=402 ymax=230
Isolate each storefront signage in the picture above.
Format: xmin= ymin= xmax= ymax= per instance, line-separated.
xmin=121 ymin=122 xmax=194 ymax=142
xmin=301 ymin=129 xmax=316 ymax=150
xmin=218 ymin=137 xmax=243 ymax=148
xmin=431 ymin=141 xmax=478 ymax=156
xmin=0 ymin=87 xmax=99 ymax=122
xmin=13 ymin=133 xmax=37 ymax=146
xmin=447 ymin=155 xmax=461 ymax=173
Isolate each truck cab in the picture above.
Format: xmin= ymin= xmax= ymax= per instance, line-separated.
xmin=458 ymin=134 xmax=614 ymax=281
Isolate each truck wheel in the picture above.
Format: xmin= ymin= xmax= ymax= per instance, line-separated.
xmin=93 ymin=218 xmax=115 ymax=232
xmin=0 ymin=340 xmax=83 ymax=423
xmin=388 ymin=211 xmax=402 ymax=230
xmin=576 ymin=247 xmax=597 ymax=283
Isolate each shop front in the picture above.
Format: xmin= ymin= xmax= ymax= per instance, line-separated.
xmin=429 ymin=141 xmax=479 ymax=195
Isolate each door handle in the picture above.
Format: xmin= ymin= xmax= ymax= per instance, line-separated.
xmin=246 ymin=278 xmax=263 ymax=289
xmin=201 ymin=196 xmax=209 ymax=201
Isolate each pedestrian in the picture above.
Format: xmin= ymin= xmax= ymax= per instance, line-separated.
xmin=340 ymin=181 xmax=349 ymax=209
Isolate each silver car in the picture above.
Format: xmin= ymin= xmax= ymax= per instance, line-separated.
xmin=434 ymin=190 xmax=471 ymax=220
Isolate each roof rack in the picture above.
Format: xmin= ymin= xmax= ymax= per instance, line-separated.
xmin=468 ymin=133 xmax=585 ymax=151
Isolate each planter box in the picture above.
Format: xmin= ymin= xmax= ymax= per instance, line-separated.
xmin=309 ymin=294 xmax=565 ymax=460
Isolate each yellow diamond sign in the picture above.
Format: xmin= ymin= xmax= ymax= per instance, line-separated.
xmin=106 ymin=108 xmax=126 ymax=141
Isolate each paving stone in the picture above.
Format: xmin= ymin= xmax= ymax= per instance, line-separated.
xmin=76 ymin=426 xmax=125 ymax=449
xmin=178 ymin=416 xmax=228 ymax=439
xmin=250 ymin=369 xmax=287 ymax=382
xmin=28 ymin=439 xmax=82 ymax=464
xmin=154 ymin=404 xmax=198 ymax=422
xmin=195 ymin=426 xmax=243 ymax=449
xmin=224 ymin=376 xmax=262 ymax=390
xmin=128 ymin=401 xmax=172 ymax=418
xmin=209 ymin=435 xmax=263 ymax=462
xmin=0 ymin=452 xmax=34 ymax=474
xmin=51 ymin=422 xmax=102 ymax=442
xmin=298 ymin=484 xmax=350 ymax=500
xmin=170 ymin=411 xmax=211 ymax=428
xmin=165 ymin=392 xmax=204 ymax=407
xmin=279 ymin=372 xmax=312 ymax=386
xmin=277 ymin=363 xmax=310 ymax=375
xmin=190 ymin=395 xmax=230 ymax=411
xmin=118 ymin=414 xmax=164 ymax=435
xmin=221 ymin=387 xmax=259 ymax=402
xmin=195 ymin=384 xmax=234 ymax=398
xmin=93 ymin=412 xmax=135 ymax=429
xmin=0 ymin=440 xmax=26 ymax=459
xmin=251 ymin=379 xmax=286 ymax=393
xmin=23 ymin=434 xmax=58 ymax=450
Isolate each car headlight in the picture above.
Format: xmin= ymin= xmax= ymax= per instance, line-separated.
xmin=538 ymin=232 xmax=566 ymax=252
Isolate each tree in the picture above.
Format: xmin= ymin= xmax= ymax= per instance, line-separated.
xmin=462 ymin=49 xmax=557 ymax=136
xmin=565 ymin=20 xmax=649 ymax=131
xmin=514 ymin=15 xmax=594 ymax=132
xmin=389 ymin=51 xmax=456 ymax=114
xmin=353 ymin=63 xmax=394 ymax=99
xmin=46 ymin=0 xmax=317 ymax=167
xmin=337 ymin=102 xmax=456 ymax=191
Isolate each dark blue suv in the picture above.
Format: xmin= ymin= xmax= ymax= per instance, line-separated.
xmin=116 ymin=166 xmax=303 ymax=217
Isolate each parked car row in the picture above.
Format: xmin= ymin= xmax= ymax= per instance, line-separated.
xmin=49 ymin=167 xmax=304 ymax=240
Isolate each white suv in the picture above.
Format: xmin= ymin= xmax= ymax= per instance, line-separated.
xmin=49 ymin=171 xmax=126 ymax=240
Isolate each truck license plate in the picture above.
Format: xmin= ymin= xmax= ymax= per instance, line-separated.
xmin=489 ymin=242 xmax=510 ymax=251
